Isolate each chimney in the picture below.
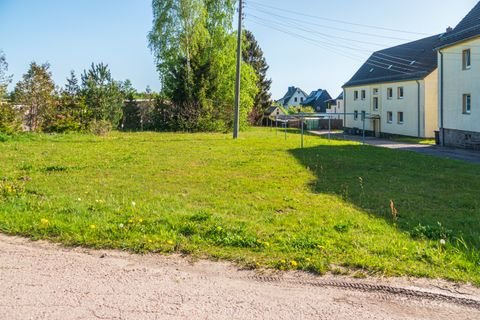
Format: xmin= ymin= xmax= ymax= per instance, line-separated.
xmin=446 ymin=26 xmax=453 ymax=33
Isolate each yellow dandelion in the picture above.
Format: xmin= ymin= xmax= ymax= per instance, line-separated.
xmin=148 ymin=239 xmax=153 ymax=243
xmin=138 ymin=218 xmax=143 ymax=223
xmin=167 ymin=240 xmax=174 ymax=245
xmin=290 ymin=260 xmax=298 ymax=268
xmin=128 ymin=219 xmax=133 ymax=223
xmin=40 ymin=218 xmax=49 ymax=225
xmin=89 ymin=224 xmax=96 ymax=229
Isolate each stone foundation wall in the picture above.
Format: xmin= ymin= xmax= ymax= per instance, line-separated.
xmin=441 ymin=128 xmax=480 ymax=150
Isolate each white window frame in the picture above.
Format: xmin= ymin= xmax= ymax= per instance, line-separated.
xmin=397 ymin=87 xmax=404 ymax=99
xmin=354 ymin=110 xmax=358 ymax=120
xmin=387 ymin=88 xmax=393 ymax=100
xmin=463 ymin=49 xmax=471 ymax=70
xmin=463 ymin=94 xmax=471 ymax=114
xmin=373 ymin=97 xmax=379 ymax=110
xmin=354 ymin=91 xmax=359 ymax=100
xmin=361 ymin=90 xmax=366 ymax=100
xmin=387 ymin=111 xmax=393 ymax=123
xmin=397 ymin=111 xmax=404 ymax=124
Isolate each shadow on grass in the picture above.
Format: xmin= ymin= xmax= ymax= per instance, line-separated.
xmin=289 ymin=143 xmax=480 ymax=251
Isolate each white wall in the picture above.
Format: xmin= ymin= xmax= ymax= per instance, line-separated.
xmin=327 ymin=99 xmax=344 ymax=119
xmin=345 ymin=75 xmax=438 ymax=138
xmin=440 ymin=38 xmax=480 ymax=133
xmin=285 ymin=90 xmax=308 ymax=108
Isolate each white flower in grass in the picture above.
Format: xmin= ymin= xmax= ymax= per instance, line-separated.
xmin=119 ymin=223 xmax=124 ymax=229
xmin=131 ymin=201 xmax=136 ymax=207
xmin=77 ymin=198 xmax=82 ymax=201
xmin=440 ymin=239 xmax=446 ymax=245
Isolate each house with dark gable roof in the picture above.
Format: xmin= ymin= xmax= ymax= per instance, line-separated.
xmin=301 ymin=89 xmax=332 ymax=112
xmin=343 ymin=35 xmax=440 ymax=138
xmin=437 ymin=1 xmax=480 ymax=149
xmin=276 ymin=86 xmax=308 ymax=109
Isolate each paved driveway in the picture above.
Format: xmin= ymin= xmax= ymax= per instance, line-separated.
xmin=311 ymin=131 xmax=480 ymax=164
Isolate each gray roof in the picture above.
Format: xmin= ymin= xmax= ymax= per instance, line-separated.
xmin=344 ymin=35 xmax=441 ymax=87
xmin=277 ymin=86 xmax=308 ymax=106
xmin=301 ymin=89 xmax=332 ymax=112
xmin=438 ymin=1 xmax=480 ymax=49
xmin=264 ymin=106 xmax=279 ymax=116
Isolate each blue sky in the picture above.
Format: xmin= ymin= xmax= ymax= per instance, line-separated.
xmin=0 ymin=0 xmax=478 ymax=98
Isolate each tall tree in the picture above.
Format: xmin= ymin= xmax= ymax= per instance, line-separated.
xmin=243 ymin=30 xmax=272 ymax=125
xmin=13 ymin=62 xmax=56 ymax=132
xmin=81 ymin=63 xmax=124 ymax=127
xmin=148 ymin=0 xmax=258 ymax=132
xmin=52 ymin=71 xmax=88 ymax=132
xmin=0 ymin=51 xmax=12 ymax=98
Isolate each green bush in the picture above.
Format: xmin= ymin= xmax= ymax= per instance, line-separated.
xmin=89 ymin=120 xmax=112 ymax=136
xmin=0 ymin=103 xmax=21 ymax=134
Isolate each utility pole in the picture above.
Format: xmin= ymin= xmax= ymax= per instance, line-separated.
xmin=233 ymin=0 xmax=243 ymax=139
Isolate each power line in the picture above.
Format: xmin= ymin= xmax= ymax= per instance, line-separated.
xmin=246 ymin=7 xmax=436 ymax=69
xmin=247 ymin=15 xmax=423 ymax=73
xmin=247 ymin=13 xmax=392 ymax=49
xmin=246 ymin=5 xmax=416 ymax=42
xmin=248 ymin=14 xmax=374 ymax=53
xmin=246 ymin=18 xmax=413 ymax=75
xmin=248 ymin=0 xmax=431 ymax=36
xmin=370 ymin=54 xmax=426 ymax=70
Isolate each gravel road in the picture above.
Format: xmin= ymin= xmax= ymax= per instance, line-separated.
xmin=1 ymin=234 xmax=479 ymax=320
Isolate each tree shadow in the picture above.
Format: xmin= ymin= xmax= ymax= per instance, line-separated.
xmin=289 ymin=143 xmax=480 ymax=251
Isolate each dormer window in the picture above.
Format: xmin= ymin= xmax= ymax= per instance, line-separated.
xmin=463 ymin=49 xmax=471 ymax=70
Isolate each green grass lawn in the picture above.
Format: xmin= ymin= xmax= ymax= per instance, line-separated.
xmin=0 ymin=128 xmax=479 ymax=284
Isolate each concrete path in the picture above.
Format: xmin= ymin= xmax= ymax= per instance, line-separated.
xmin=1 ymin=234 xmax=480 ymax=320
xmin=310 ymin=131 xmax=480 ymax=164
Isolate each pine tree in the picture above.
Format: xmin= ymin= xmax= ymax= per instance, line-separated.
xmin=243 ymin=30 xmax=272 ymax=125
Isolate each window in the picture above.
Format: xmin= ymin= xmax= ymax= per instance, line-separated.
xmin=354 ymin=110 xmax=358 ymax=120
xmin=398 ymin=112 xmax=404 ymax=124
xmin=294 ymin=97 xmax=298 ymax=103
xmin=463 ymin=94 xmax=471 ymax=114
xmin=387 ymin=88 xmax=393 ymax=99
xmin=300 ymin=97 xmax=304 ymax=102
xmin=373 ymin=88 xmax=379 ymax=95
xmin=397 ymin=87 xmax=404 ymax=99
xmin=361 ymin=90 xmax=366 ymax=100
xmin=463 ymin=49 xmax=471 ymax=70
xmin=387 ymin=111 xmax=393 ymax=123
xmin=354 ymin=91 xmax=359 ymax=100
xmin=361 ymin=111 xmax=366 ymax=120
xmin=373 ymin=97 xmax=379 ymax=110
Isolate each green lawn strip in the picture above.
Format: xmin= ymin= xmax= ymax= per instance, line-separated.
xmin=0 ymin=129 xmax=479 ymax=284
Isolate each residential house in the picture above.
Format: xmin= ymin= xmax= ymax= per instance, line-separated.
xmin=343 ymin=35 xmax=440 ymax=138
xmin=276 ymin=86 xmax=308 ymax=109
xmin=301 ymin=89 xmax=332 ymax=112
xmin=326 ymin=92 xmax=344 ymax=119
xmin=264 ymin=106 xmax=285 ymax=119
xmin=436 ymin=2 xmax=480 ymax=149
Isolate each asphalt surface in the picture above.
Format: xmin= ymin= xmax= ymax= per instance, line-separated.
xmin=310 ymin=131 xmax=480 ymax=164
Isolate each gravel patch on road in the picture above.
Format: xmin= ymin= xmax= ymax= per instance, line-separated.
xmin=1 ymin=234 xmax=479 ymax=320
